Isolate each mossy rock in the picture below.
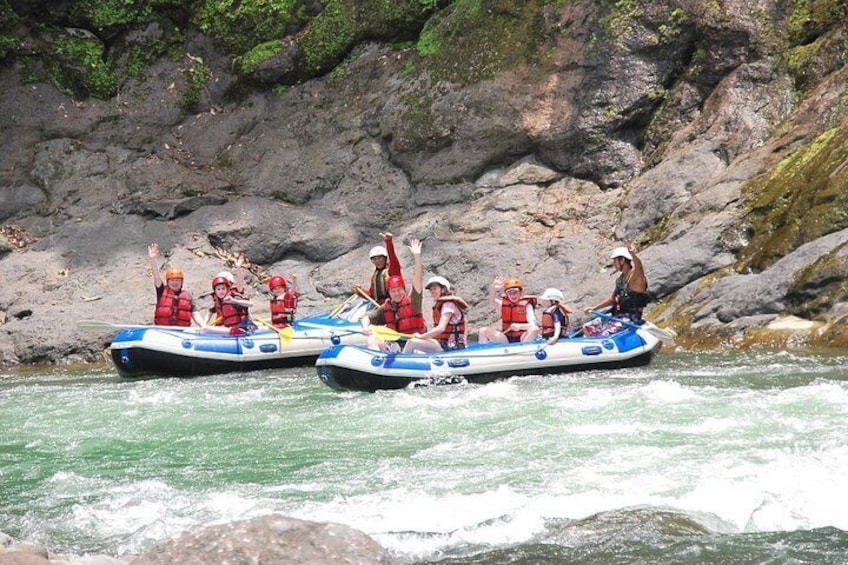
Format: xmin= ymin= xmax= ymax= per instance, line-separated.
xmin=785 ymin=245 xmax=848 ymax=317
xmin=300 ymin=0 xmax=438 ymax=75
xmin=193 ymin=0 xmax=310 ymax=56
xmin=0 ymin=0 xmax=22 ymax=59
xmin=416 ymin=0 xmax=556 ymax=84
xmin=732 ymin=124 xmax=848 ymax=273
xmin=48 ymin=31 xmax=118 ymax=100
xmin=787 ymin=0 xmax=848 ymax=47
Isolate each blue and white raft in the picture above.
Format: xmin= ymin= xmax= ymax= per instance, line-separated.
xmin=315 ymin=318 xmax=664 ymax=392
xmin=100 ymin=296 xmax=374 ymax=378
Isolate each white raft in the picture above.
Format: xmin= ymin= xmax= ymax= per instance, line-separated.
xmin=100 ymin=296 xmax=374 ymax=378
xmin=316 ymin=317 xmax=663 ymax=392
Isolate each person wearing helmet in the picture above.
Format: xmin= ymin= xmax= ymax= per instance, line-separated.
xmin=539 ymin=288 xmax=572 ymax=346
xmin=361 ymin=238 xmax=426 ymax=351
xmin=356 ymin=232 xmax=403 ymax=303
xmin=147 ymin=242 xmax=202 ymax=327
xmin=268 ymin=273 xmax=300 ymax=328
xmin=478 ymin=277 xmax=540 ymax=344
xmin=403 ymin=275 xmax=470 ymax=353
xmin=584 ymin=239 xmax=649 ymax=322
xmin=210 ymin=252 xmax=256 ymax=333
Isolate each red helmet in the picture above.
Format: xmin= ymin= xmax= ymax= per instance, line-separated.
xmin=165 ymin=267 xmax=184 ymax=280
xmin=386 ymin=275 xmax=405 ymax=289
xmin=212 ymin=276 xmax=232 ymax=289
xmin=268 ymin=275 xmax=287 ymax=291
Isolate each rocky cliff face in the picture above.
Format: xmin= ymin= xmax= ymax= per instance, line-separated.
xmin=1 ymin=0 xmax=846 ymax=365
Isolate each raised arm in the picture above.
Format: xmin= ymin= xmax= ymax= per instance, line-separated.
xmin=382 ymin=232 xmax=402 ymax=277
xmin=147 ymin=242 xmax=164 ymax=288
xmin=408 ymin=238 xmax=423 ymax=294
xmin=490 ymin=278 xmax=504 ymax=310
xmin=625 ymin=239 xmax=647 ymax=292
xmin=234 ymin=252 xmax=247 ymax=291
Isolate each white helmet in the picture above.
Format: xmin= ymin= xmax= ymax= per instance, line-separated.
xmin=215 ymin=270 xmax=235 ymax=284
xmin=540 ymin=288 xmax=564 ymax=302
xmin=609 ymin=247 xmax=633 ymax=261
xmin=424 ymin=275 xmax=451 ymax=292
xmin=368 ymin=246 xmax=388 ymax=259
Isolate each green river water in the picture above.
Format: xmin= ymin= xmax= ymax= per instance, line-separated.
xmin=1 ymin=350 xmax=847 ymax=564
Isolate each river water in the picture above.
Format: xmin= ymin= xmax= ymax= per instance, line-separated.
xmin=2 ymin=350 xmax=847 ymax=564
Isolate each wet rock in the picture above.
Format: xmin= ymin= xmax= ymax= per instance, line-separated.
xmin=128 ymin=514 xmax=395 ymax=565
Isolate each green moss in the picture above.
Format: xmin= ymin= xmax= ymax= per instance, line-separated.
xmin=236 ymin=40 xmax=284 ymax=75
xmin=180 ymin=55 xmax=210 ymax=112
xmin=785 ymin=244 xmax=848 ymax=317
xmin=50 ymin=34 xmax=118 ymax=100
xmin=658 ymin=7 xmax=689 ymax=44
xmin=0 ymin=0 xmax=21 ymax=59
xmin=599 ymin=0 xmax=643 ymax=46
xmin=788 ymin=0 xmax=847 ymax=46
xmin=300 ymin=1 xmax=357 ymax=72
xmin=734 ymin=125 xmax=848 ymax=273
xmin=784 ymin=35 xmax=825 ymax=90
xmin=415 ymin=0 xmax=554 ymax=84
xmin=70 ymin=0 xmax=153 ymax=30
xmin=401 ymin=92 xmax=433 ymax=128
xmin=300 ymin=0 xmax=438 ymax=76
xmin=194 ymin=0 xmax=304 ymax=55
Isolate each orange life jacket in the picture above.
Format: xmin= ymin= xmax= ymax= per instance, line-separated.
xmin=432 ymin=296 xmax=469 ymax=343
xmin=213 ymin=289 xmax=249 ymax=328
xmin=382 ymin=294 xmax=427 ymax=334
xmin=541 ymin=304 xmax=571 ymax=339
xmin=500 ymin=296 xmax=537 ymax=340
xmin=154 ymin=287 xmax=193 ymax=327
xmin=270 ymin=291 xmax=298 ymax=328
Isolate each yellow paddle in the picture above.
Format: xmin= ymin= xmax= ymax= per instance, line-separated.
xmin=254 ymin=316 xmax=294 ymax=344
xmin=330 ymin=293 xmax=357 ymax=317
xmin=370 ymin=325 xmax=414 ymax=342
xmin=353 ymin=285 xmax=382 ymax=308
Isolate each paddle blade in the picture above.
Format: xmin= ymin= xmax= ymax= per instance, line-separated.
xmin=371 ymin=325 xmax=410 ymax=341
xmin=279 ymin=326 xmax=294 ymax=344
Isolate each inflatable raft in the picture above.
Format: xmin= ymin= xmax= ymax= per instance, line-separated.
xmin=316 ymin=320 xmax=663 ymax=392
xmin=102 ymin=296 xmax=374 ymax=378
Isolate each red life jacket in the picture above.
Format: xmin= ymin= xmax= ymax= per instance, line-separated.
xmin=213 ymin=289 xmax=249 ymax=328
xmin=270 ymin=291 xmax=298 ymax=328
xmin=432 ymin=296 xmax=468 ymax=342
xmin=541 ymin=304 xmax=571 ymax=339
xmin=382 ymin=294 xmax=427 ymax=334
xmin=500 ymin=296 xmax=537 ymax=340
xmin=154 ymin=287 xmax=193 ymax=327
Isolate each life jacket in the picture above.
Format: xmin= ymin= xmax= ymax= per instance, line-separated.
xmin=500 ymin=296 xmax=537 ymax=340
xmin=382 ymin=294 xmax=427 ymax=334
xmin=270 ymin=291 xmax=298 ymax=328
xmin=613 ymin=273 xmax=650 ymax=321
xmin=213 ymin=288 xmax=250 ymax=328
xmin=432 ymin=296 xmax=469 ymax=346
xmin=154 ymin=287 xmax=193 ymax=327
xmin=370 ymin=268 xmax=389 ymax=302
xmin=541 ymin=304 xmax=571 ymax=339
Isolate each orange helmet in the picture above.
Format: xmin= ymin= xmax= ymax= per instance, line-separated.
xmin=212 ymin=275 xmax=232 ymax=289
xmin=386 ymin=275 xmax=405 ymax=289
xmin=268 ymin=275 xmax=287 ymax=291
xmin=165 ymin=267 xmax=184 ymax=280
xmin=503 ymin=278 xmax=523 ymax=291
